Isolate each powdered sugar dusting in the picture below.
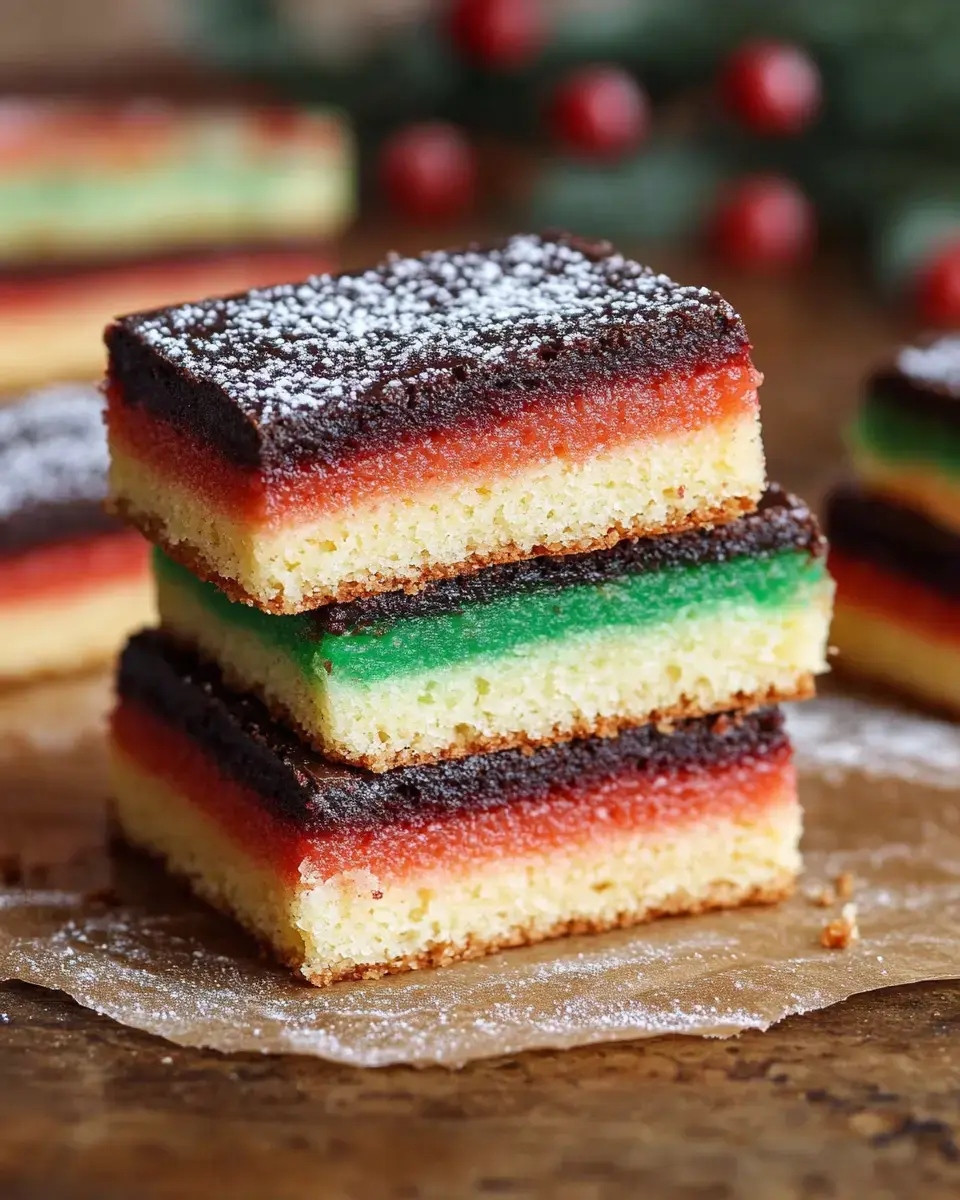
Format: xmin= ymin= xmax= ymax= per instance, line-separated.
xmin=0 ymin=383 xmax=108 ymax=519
xmin=126 ymin=233 xmax=741 ymax=426
xmin=897 ymin=336 xmax=960 ymax=396
xmin=788 ymin=695 xmax=960 ymax=789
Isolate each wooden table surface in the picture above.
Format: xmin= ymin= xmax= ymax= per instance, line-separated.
xmin=2 ymin=234 xmax=959 ymax=1200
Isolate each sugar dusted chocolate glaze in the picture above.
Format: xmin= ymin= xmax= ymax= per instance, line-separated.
xmin=106 ymin=231 xmax=752 ymax=472
xmin=827 ymin=486 xmax=960 ymax=598
xmin=868 ymin=336 xmax=960 ymax=430
xmin=313 ymin=485 xmax=823 ymax=634
xmin=0 ymin=383 xmax=123 ymax=555
xmin=118 ymin=631 xmax=788 ymax=835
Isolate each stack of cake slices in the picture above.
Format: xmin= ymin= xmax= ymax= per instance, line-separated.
xmin=827 ymin=336 xmax=960 ymax=716
xmin=104 ymin=233 xmax=834 ymax=986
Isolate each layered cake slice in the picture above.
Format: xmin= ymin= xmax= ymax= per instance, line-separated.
xmin=0 ymin=101 xmax=352 ymax=268
xmin=111 ymin=631 xmax=801 ymax=986
xmin=106 ymin=232 xmax=766 ymax=613
xmin=0 ymin=385 xmax=154 ymax=680
xmin=155 ymin=486 xmax=833 ymax=771
xmin=0 ymin=99 xmax=351 ymax=391
xmin=827 ymin=487 xmax=960 ymax=716
xmin=849 ymin=337 xmax=960 ymax=536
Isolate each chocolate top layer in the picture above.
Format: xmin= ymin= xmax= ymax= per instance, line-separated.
xmin=868 ymin=336 xmax=960 ymax=429
xmin=826 ymin=486 xmax=960 ymax=598
xmin=313 ymin=485 xmax=824 ymax=634
xmin=106 ymin=231 xmax=751 ymax=472
xmin=119 ymin=631 xmax=787 ymax=835
xmin=0 ymin=384 xmax=120 ymax=555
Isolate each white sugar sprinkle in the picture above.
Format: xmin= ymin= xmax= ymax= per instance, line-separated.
xmin=0 ymin=383 xmax=108 ymax=519
xmin=897 ymin=336 xmax=960 ymax=395
xmin=125 ymin=234 xmax=739 ymax=428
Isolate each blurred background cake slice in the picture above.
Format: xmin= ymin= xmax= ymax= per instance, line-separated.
xmin=828 ymin=338 xmax=960 ymax=717
xmin=849 ymin=338 xmax=960 ymax=537
xmin=828 ymin=487 xmax=960 ymax=717
xmin=0 ymin=384 xmax=153 ymax=681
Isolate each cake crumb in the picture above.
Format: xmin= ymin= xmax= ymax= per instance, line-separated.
xmin=807 ymin=884 xmax=836 ymax=908
xmin=820 ymin=903 xmax=859 ymax=949
xmin=835 ymin=871 xmax=856 ymax=901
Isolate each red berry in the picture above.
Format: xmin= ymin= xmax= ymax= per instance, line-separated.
xmin=447 ymin=0 xmax=544 ymax=69
xmin=378 ymin=123 xmax=477 ymax=221
xmin=917 ymin=241 xmax=960 ymax=326
xmin=548 ymin=65 xmax=650 ymax=160
xmin=712 ymin=176 xmax=815 ymax=271
xmin=721 ymin=40 xmax=821 ymax=135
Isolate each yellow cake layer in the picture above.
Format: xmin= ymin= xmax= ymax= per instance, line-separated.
xmin=2 ymin=292 xmax=127 ymax=390
xmin=158 ymin=568 xmax=832 ymax=770
xmin=111 ymin=749 xmax=800 ymax=987
xmin=0 ymin=576 xmax=154 ymax=682
xmin=831 ymin=601 xmax=960 ymax=716
xmin=111 ymin=414 xmax=766 ymax=612
xmin=851 ymin=449 xmax=960 ymax=537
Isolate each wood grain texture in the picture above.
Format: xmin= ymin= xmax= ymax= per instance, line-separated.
xmin=1 ymin=233 xmax=957 ymax=1200
xmin=1 ymin=979 xmax=959 ymax=1199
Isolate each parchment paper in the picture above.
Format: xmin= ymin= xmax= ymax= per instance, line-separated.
xmin=1 ymin=674 xmax=958 ymax=1067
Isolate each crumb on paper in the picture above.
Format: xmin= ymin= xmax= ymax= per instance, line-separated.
xmin=821 ymin=903 xmax=860 ymax=949
xmin=835 ymin=871 xmax=856 ymax=901
xmin=807 ymin=884 xmax=836 ymax=908
xmin=806 ymin=872 xmax=855 ymax=909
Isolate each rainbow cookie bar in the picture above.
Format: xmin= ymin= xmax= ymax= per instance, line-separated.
xmin=0 ymin=101 xmax=352 ymax=268
xmin=111 ymin=631 xmax=801 ymax=986
xmin=0 ymin=385 xmax=153 ymax=680
xmin=105 ymin=233 xmax=767 ymax=614
xmin=828 ymin=487 xmax=960 ymax=716
xmin=850 ymin=337 xmax=960 ymax=536
xmin=0 ymin=99 xmax=350 ymax=391
xmin=155 ymin=486 xmax=833 ymax=771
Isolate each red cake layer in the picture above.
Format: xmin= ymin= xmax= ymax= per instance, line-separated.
xmin=108 ymin=359 xmax=760 ymax=527
xmin=0 ymin=104 xmax=343 ymax=173
xmin=0 ymin=529 xmax=149 ymax=607
xmin=829 ymin=551 xmax=960 ymax=647
xmin=0 ymin=249 xmax=335 ymax=316
xmin=112 ymin=700 xmax=795 ymax=888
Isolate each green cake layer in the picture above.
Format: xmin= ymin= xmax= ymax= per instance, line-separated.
xmin=0 ymin=107 xmax=352 ymax=264
xmin=851 ymin=394 xmax=960 ymax=535
xmin=155 ymin=503 xmax=833 ymax=771
xmin=853 ymin=397 xmax=960 ymax=478
xmin=158 ymin=545 xmax=825 ymax=683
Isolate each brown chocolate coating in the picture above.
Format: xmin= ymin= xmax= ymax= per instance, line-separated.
xmin=0 ymin=501 xmax=119 ymax=557
xmin=312 ymin=485 xmax=824 ymax=634
xmin=826 ymin=486 xmax=960 ymax=598
xmin=117 ymin=631 xmax=788 ymax=835
xmin=105 ymin=232 xmax=751 ymax=473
